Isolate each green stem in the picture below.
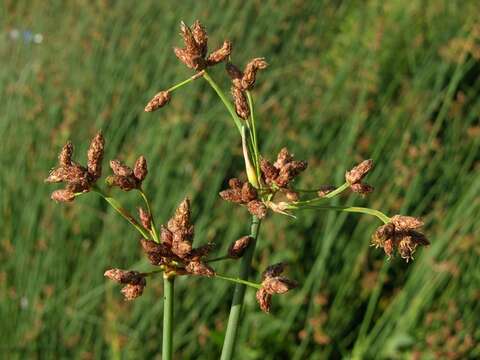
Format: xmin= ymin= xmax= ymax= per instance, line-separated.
xmin=295 ymin=182 xmax=350 ymax=203
xmin=246 ymin=91 xmax=261 ymax=181
xmin=138 ymin=189 xmax=160 ymax=243
xmin=216 ymin=274 xmax=262 ymax=289
xmin=206 ymin=255 xmax=230 ymax=263
xmin=203 ymin=71 xmax=243 ymax=134
xmin=293 ymin=204 xmax=390 ymax=224
xmin=220 ymin=216 xmax=261 ymax=360
xmin=167 ymin=71 xmax=204 ymax=92
xmin=92 ymin=188 xmax=151 ymax=239
xmin=162 ymin=275 xmax=175 ymax=360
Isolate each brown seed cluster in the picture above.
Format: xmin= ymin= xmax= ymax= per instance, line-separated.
xmin=145 ymin=91 xmax=171 ymax=112
xmin=371 ymin=215 xmax=430 ymax=261
xmin=106 ymin=156 xmax=148 ymax=191
xmin=174 ymin=20 xmax=232 ymax=71
xmin=345 ymin=159 xmax=374 ymax=195
xmin=104 ymin=269 xmax=146 ymax=301
xmin=219 ymin=178 xmax=267 ymax=218
xmin=226 ymin=58 xmax=268 ymax=119
xmin=46 ymin=133 xmax=105 ymax=202
xmin=228 ymin=235 xmax=253 ymax=259
xmin=255 ymin=263 xmax=297 ymax=313
xmin=141 ymin=198 xmax=215 ymax=277
xmin=260 ymin=148 xmax=308 ymax=188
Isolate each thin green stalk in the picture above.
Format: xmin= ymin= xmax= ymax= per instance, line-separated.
xmin=294 ymin=182 xmax=350 ymax=202
xmin=293 ymin=204 xmax=390 ymax=224
xmin=203 ymin=71 xmax=243 ymax=134
xmin=246 ymin=91 xmax=261 ymax=181
xmin=206 ymin=255 xmax=230 ymax=263
xmin=92 ymin=187 xmax=151 ymax=239
xmin=162 ymin=275 xmax=175 ymax=360
xmin=167 ymin=71 xmax=204 ymax=92
xmin=216 ymin=274 xmax=262 ymax=289
xmin=138 ymin=189 xmax=160 ymax=243
xmin=220 ymin=216 xmax=261 ymax=360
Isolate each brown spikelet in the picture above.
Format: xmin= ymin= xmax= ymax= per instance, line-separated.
xmin=51 ymin=189 xmax=76 ymax=203
xmin=262 ymin=262 xmax=286 ymax=279
xmin=174 ymin=47 xmax=197 ymax=69
xmin=231 ymin=86 xmax=250 ymax=119
xmin=260 ymin=158 xmax=279 ymax=184
xmin=106 ymin=175 xmax=138 ymax=191
xmin=121 ymin=283 xmax=145 ymax=300
xmin=350 ymin=182 xmax=374 ymax=195
xmin=262 ymin=276 xmax=297 ymax=295
xmin=219 ymin=188 xmax=243 ymax=203
xmin=246 ymin=200 xmax=267 ymax=219
xmin=371 ymin=223 xmax=395 ymax=248
xmin=133 ymin=155 xmax=148 ymax=182
xmin=345 ymin=159 xmax=374 ymax=185
xmin=241 ymin=57 xmax=268 ymax=90
xmin=188 ymin=243 xmax=215 ymax=260
xmin=87 ymin=133 xmax=104 ymax=181
xmin=191 ymin=20 xmax=208 ymax=57
xmin=383 ymin=239 xmax=394 ymax=258
xmin=145 ymin=91 xmax=171 ymax=112
xmin=226 ymin=62 xmax=243 ymax=80
xmin=160 ymin=225 xmax=173 ymax=246
xmin=185 ymin=260 xmax=215 ymax=277
xmin=138 ymin=207 xmax=151 ymax=230
xmin=228 ymin=236 xmax=253 ymax=259
xmin=109 ymin=160 xmax=133 ymax=177
xmin=274 ymin=148 xmax=293 ymax=169
xmin=241 ymin=182 xmax=258 ymax=203
xmin=206 ymin=40 xmax=232 ymax=66
xmin=228 ymin=178 xmax=243 ymax=189
xmin=256 ymin=288 xmax=272 ymax=313
xmin=104 ymin=269 xmax=145 ymax=285
xmin=179 ymin=21 xmax=200 ymax=55
xmin=390 ymin=215 xmax=424 ymax=230
xmin=59 ymin=142 xmax=73 ymax=167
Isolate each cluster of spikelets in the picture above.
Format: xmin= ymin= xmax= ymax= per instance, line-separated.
xmin=47 ymin=20 xmax=430 ymax=313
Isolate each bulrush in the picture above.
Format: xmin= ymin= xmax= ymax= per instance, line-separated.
xmin=104 ymin=269 xmax=147 ymax=301
xmin=260 ymin=148 xmax=308 ymax=188
xmin=219 ymin=178 xmax=267 ymax=218
xmin=145 ymin=91 xmax=171 ymax=112
xmin=140 ymin=198 xmax=215 ymax=277
xmin=256 ymin=263 xmax=297 ymax=313
xmin=106 ymin=155 xmax=148 ymax=191
xmin=174 ymin=20 xmax=232 ymax=71
xmin=45 ymin=132 xmax=105 ymax=202
xmin=228 ymin=236 xmax=253 ymax=259
xmin=345 ymin=159 xmax=374 ymax=195
xmin=371 ymin=215 xmax=429 ymax=261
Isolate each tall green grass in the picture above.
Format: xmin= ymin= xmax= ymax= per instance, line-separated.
xmin=1 ymin=0 xmax=479 ymax=358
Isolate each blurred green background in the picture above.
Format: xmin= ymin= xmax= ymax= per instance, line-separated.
xmin=1 ymin=0 xmax=479 ymax=359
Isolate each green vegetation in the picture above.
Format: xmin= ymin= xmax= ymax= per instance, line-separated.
xmin=1 ymin=0 xmax=479 ymax=358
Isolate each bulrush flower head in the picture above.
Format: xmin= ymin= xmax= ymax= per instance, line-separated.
xmin=256 ymin=262 xmax=297 ymax=313
xmin=345 ymin=159 xmax=374 ymax=195
xmin=228 ymin=235 xmax=253 ymax=259
xmin=138 ymin=207 xmax=152 ymax=231
xmin=107 ymin=156 xmax=148 ymax=191
xmin=220 ymin=178 xmax=267 ymax=218
xmin=46 ymin=132 xmax=105 ymax=202
xmin=260 ymin=148 xmax=307 ymax=189
xmin=145 ymin=91 xmax=171 ymax=112
xmin=371 ymin=215 xmax=429 ymax=261
xmin=174 ymin=20 xmax=232 ymax=71
xmin=227 ymin=58 xmax=268 ymax=92
xmin=104 ymin=268 xmax=147 ymax=301
xmin=231 ymin=86 xmax=250 ymax=120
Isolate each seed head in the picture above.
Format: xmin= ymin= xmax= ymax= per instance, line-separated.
xmin=274 ymin=148 xmax=293 ymax=169
xmin=59 ymin=141 xmax=73 ymax=167
xmin=262 ymin=276 xmax=297 ymax=295
xmin=145 ymin=91 xmax=171 ymax=112
xmin=106 ymin=175 xmax=138 ymax=191
xmin=206 ymin=40 xmax=232 ymax=66
xmin=87 ymin=132 xmax=104 ymax=181
xmin=133 ymin=155 xmax=148 ymax=182
xmin=121 ymin=283 xmax=145 ymax=301
xmin=185 ymin=260 xmax=215 ymax=277
xmin=256 ymin=288 xmax=272 ymax=313
xmin=390 ymin=215 xmax=424 ymax=230
xmin=191 ymin=20 xmax=208 ymax=57
xmin=246 ymin=200 xmax=267 ymax=219
xmin=51 ymin=189 xmax=76 ymax=203
xmin=226 ymin=62 xmax=243 ymax=80
xmin=260 ymin=158 xmax=279 ymax=184
xmin=241 ymin=182 xmax=258 ymax=203
xmin=241 ymin=57 xmax=268 ymax=90
xmin=160 ymin=225 xmax=174 ymax=246
xmin=350 ymin=182 xmax=374 ymax=195
xmin=262 ymin=262 xmax=286 ymax=279
xmin=231 ymin=86 xmax=250 ymax=119
xmin=228 ymin=235 xmax=253 ymax=259
xmin=138 ymin=207 xmax=151 ymax=230
xmin=104 ymin=269 xmax=145 ymax=285
xmin=345 ymin=159 xmax=374 ymax=185
xmin=371 ymin=223 xmax=395 ymax=248
xmin=110 ymin=160 xmax=133 ymax=177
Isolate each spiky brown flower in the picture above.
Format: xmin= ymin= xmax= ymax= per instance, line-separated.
xmin=256 ymin=262 xmax=297 ymax=313
xmin=174 ymin=20 xmax=232 ymax=71
xmin=134 ymin=156 xmax=148 ymax=182
xmin=59 ymin=142 xmax=73 ymax=167
xmin=138 ymin=207 xmax=152 ymax=230
xmin=350 ymin=182 xmax=374 ymax=195
xmin=345 ymin=159 xmax=374 ymax=185
xmin=246 ymin=200 xmax=267 ymax=219
xmin=107 ymin=156 xmax=148 ymax=191
xmin=241 ymin=58 xmax=268 ymax=90
xmin=87 ymin=133 xmax=105 ymax=181
xmin=185 ymin=260 xmax=215 ymax=277
xmin=256 ymin=288 xmax=272 ymax=313
xmin=228 ymin=235 xmax=253 ymax=259
xmin=51 ymin=189 xmax=76 ymax=203
xmin=121 ymin=283 xmax=146 ymax=301
xmin=260 ymin=148 xmax=307 ymax=188
xmin=390 ymin=215 xmax=424 ymax=231
xmin=231 ymin=86 xmax=250 ymax=119
xmin=145 ymin=91 xmax=171 ymax=112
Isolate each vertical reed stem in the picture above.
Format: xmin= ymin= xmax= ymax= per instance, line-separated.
xmin=220 ymin=216 xmax=261 ymax=360
xmin=162 ymin=275 xmax=175 ymax=360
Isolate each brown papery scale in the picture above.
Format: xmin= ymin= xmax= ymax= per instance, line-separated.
xmin=145 ymin=91 xmax=171 ymax=112
xmin=228 ymin=236 xmax=253 ymax=259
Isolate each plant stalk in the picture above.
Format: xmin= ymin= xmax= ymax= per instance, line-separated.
xmin=162 ymin=275 xmax=175 ymax=360
xmin=220 ymin=216 xmax=261 ymax=360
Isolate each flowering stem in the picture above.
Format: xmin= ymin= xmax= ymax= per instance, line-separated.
xmin=203 ymin=71 xmax=243 ymax=134
xmin=167 ymin=71 xmax=204 ymax=92
xmin=246 ymin=91 xmax=261 ymax=181
xmin=92 ymin=187 xmax=151 ymax=239
xmin=294 ymin=182 xmax=350 ymax=201
xmin=292 ymin=204 xmax=391 ymax=224
xmin=162 ymin=275 xmax=175 ymax=360
xmin=206 ymin=255 xmax=230 ymax=263
xmin=216 ymin=274 xmax=262 ymax=289
xmin=138 ymin=189 xmax=160 ymax=243
xmin=220 ymin=216 xmax=261 ymax=360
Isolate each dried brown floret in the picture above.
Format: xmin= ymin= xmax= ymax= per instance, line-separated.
xmin=246 ymin=200 xmax=267 ymax=219
xmin=51 ymin=189 xmax=76 ymax=203
xmin=262 ymin=262 xmax=286 ymax=279
xmin=138 ymin=207 xmax=152 ymax=231
xmin=231 ymin=86 xmax=250 ymax=119
xmin=185 ymin=260 xmax=215 ymax=277
xmin=275 ymin=160 xmax=308 ymax=187
xmin=134 ymin=156 xmax=148 ymax=182
xmin=145 ymin=91 xmax=171 ymax=112
xmin=191 ymin=20 xmax=208 ymax=57
xmin=228 ymin=235 xmax=253 ymax=259
xmin=206 ymin=40 xmax=232 ymax=66
xmin=256 ymin=262 xmax=296 ymax=313
xmin=110 ymin=160 xmax=133 ymax=177
xmin=274 ymin=148 xmax=293 ymax=169
xmin=241 ymin=57 xmax=268 ymax=90
xmin=390 ymin=215 xmax=424 ymax=231
xmin=241 ymin=182 xmax=258 ymax=203
xmin=371 ymin=223 xmax=395 ymax=248
xmin=260 ymin=158 xmax=279 ymax=184
xmin=104 ymin=269 xmax=145 ymax=285
xmin=106 ymin=175 xmax=138 ymax=191
xmin=383 ymin=238 xmax=394 ymax=258
xmin=228 ymin=178 xmax=243 ymax=189
xmin=350 ymin=182 xmax=374 ymax=195
xmin=87 ymin=132 xmax=104 ymax=181
xmin=256 ymin=288 xmax=272 ymax=313
xmin=345 ymin=159 xmax=374 ymax=185
xmin=121 ymin=283 xmax=145 ymax=301
xmin=188 ymin=243 xmax=215 ymax=260
xmin=160 ymin=225 xmax=174 ymax=246
xmin=262 ymin=276 xmax=297 ymax=295
xmin=107 ymin=156 xmax=147 ymax=191
xmin=226 ymin=62 xmax=243 ymax=80
xmin=59 ymin=142 xmax=73 ymax=167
